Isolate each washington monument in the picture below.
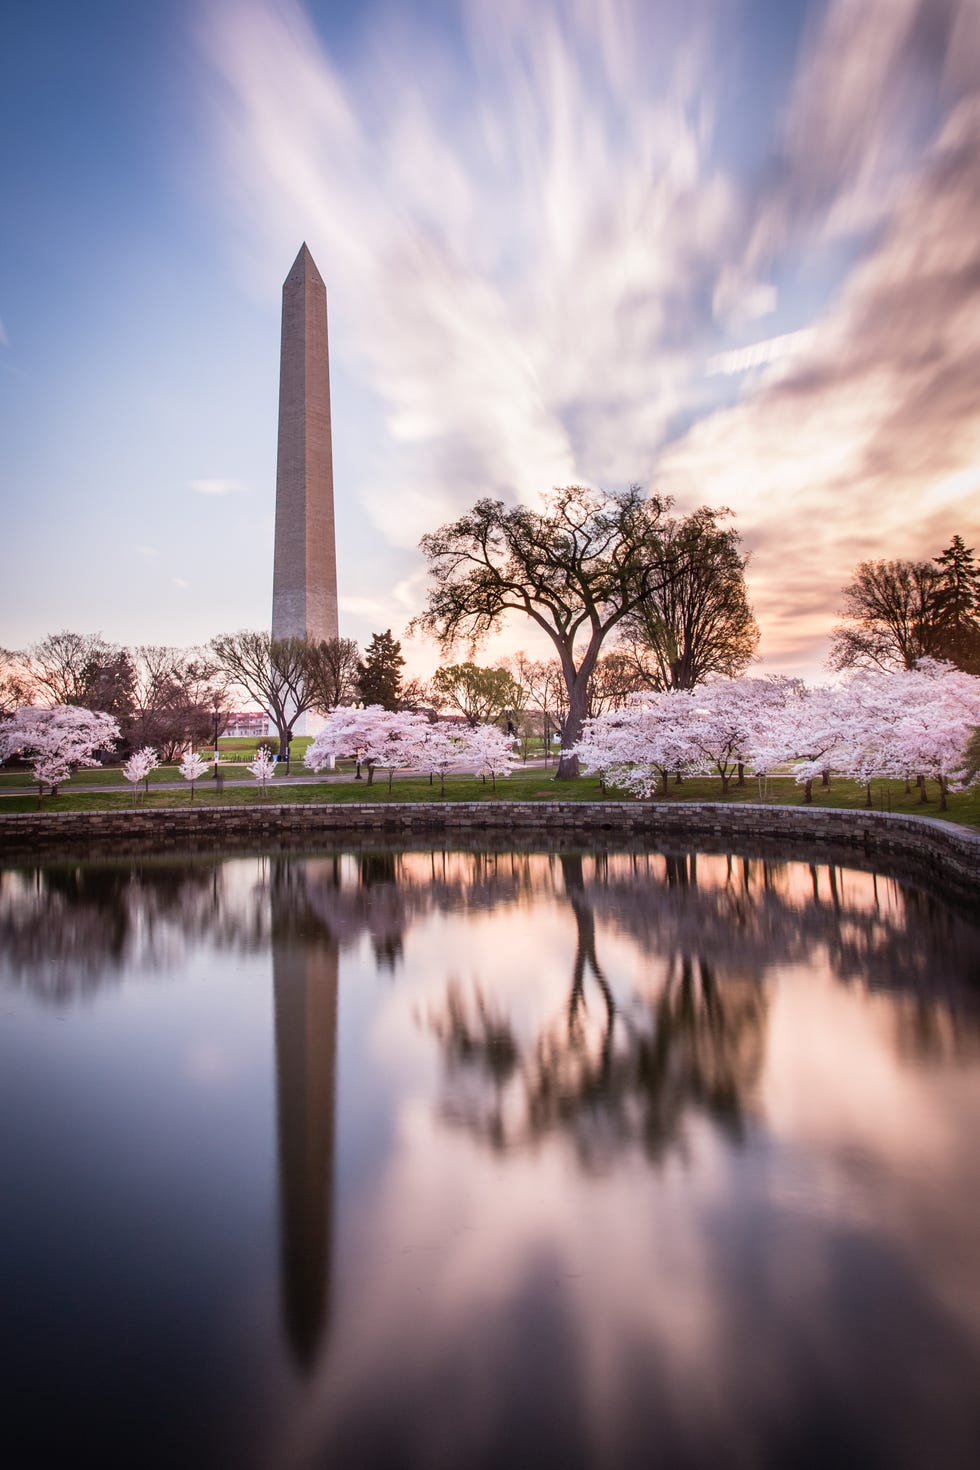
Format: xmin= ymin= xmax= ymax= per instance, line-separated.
xmin=271 ymin=243 xmax=339 ymax=644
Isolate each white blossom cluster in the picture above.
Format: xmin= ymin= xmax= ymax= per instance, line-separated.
xmin=570 ymin=661 xmax=980 ymax=806
xmin=305 ymin=707 xmax=516 ymax=793
xmin=0 ymin=705 xmax=121 ymax=793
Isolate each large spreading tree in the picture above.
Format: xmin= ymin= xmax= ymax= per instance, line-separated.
xmin=413 ymin=485 xmax=698 ymax=777
xmin=616 ymin=507 xmax=758 ymax=690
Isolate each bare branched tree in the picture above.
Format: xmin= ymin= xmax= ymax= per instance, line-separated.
xmin=617 ymin=508 xmax=758 ymax=690
xmin=829 ymin=560 xmax=943 ymax=672
xmin=211 ymin=631 xmax=317 ymax=759
xmin=25 ymin=630 xmax=134 ymax=717
xmin=306 ymin=637 xmax=361 ymax=713
xmin=0 ymin=647 xmax=31 ymax=719
xmin=128 ymin=646 xmax=222 ymax=760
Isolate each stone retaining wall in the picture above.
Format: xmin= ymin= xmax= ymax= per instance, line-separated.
xmin=1 ymin=802 xmax=978 ymax=890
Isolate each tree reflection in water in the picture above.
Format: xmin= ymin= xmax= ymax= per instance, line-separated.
xmin=425 ymin=853 xmax=769 ymax=1167
xmin=2 ymin=845 xmax=980 ymax=1385
xmin=0 ymin=858 xmax=267 ymax=1002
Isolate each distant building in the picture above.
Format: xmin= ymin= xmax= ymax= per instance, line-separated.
xmin=226 ymin=711 xmax=271 ymax=739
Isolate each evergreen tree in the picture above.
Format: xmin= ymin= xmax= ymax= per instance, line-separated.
xmin=934 ymin=535 xmax=980 ymax=674
xmin=934 ymin=536 xmax=980 ymax=622
xmin=357 ymin=629 xmax=405 ymax=710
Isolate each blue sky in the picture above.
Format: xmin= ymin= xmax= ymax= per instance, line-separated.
xmin=2 ymin=0 xmax=979 ymax=678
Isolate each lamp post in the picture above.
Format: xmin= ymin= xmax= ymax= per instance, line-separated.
xmin=212 ymin=702 xmax=221 ymax=779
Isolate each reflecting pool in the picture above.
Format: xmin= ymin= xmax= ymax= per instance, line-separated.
xmin=2 ymin=847 xmax=980 ymax=1468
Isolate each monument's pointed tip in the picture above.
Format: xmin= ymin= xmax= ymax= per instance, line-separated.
xmin=287 ymin=241 xmax=321 ymax=283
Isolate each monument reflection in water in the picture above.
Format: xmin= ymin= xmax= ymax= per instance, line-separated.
xmin=2 ymin=845 xmax=980 ymax=1468
xmin=270 ymin=860 xmax=339 ymax=1372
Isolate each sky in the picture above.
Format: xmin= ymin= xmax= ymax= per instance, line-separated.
xmin=2 ymin=0 xmax=979 ymax=680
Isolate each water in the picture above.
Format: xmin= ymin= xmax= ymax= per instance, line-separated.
xmin=2 ymin=846 xmax=979 ymax=1469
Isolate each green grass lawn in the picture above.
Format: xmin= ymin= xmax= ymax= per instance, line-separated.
xmin=217 ymin=735 xmax=313 ymax=761
xmin=2 ymin=767 xmax=978 ymax=828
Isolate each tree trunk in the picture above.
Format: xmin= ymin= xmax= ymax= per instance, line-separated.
xmin=865 ymin=782 xmax=873 ymax=808
xmin=821 ymin=769 xmax=831 ymax=788
xmin=939 ymin=776 xmax=948 ymax=812
xmin=737 ymin=762 xmax=745 ymax=787
xmin=366 ymin=763 xmax=375 ymax=786
xmin=555 ymin=706 xmax=579 ymax=777
xmin=917 ymin=774 xmax=928 ymax=804
xmin=555 ymin=660 xmax=595 ymax=779
xmin=804 ymin=777 xmax=813 ymax=804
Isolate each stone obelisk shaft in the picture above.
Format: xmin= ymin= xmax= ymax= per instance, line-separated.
xmin=272 ymin=244 xmax=339 ymax=644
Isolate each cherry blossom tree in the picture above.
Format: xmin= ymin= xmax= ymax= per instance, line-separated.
xmin=179 ymin=750 xmax=210 ymax=802
xmin=681 ymin=678 xmax=793 ymax=795
xmin=812 ymin=673 xmax=897 ymax=807
xmin=306 ymin=707 xmax=382 ymax=784
xmin=418 ymin=725 xmax=466 ymax=796
xmin=888 ymin=660 xmax=980 ymax=809
xmin=574 ymin=678 xmax=793 ymax=799
xmin=786 ymin=662 xmax=980 ymax=810
xmin=248 ymin=747 xmax=277 ymax=797
xmin=366 ymin=711 xmax=430 ymax=792
xmin=463 ymin=724 xmax=517 ymax=791
xmin=0 ymin=706 xmax=120 ymax=804
xmin=751 ymin=682 xmax=844 ymax=804
xmin=306 ymin=707 xmax=428 ymax=790
xmin=123 ymin=746 xmax=159 ymax=804
xmin=572 ymin=693 xmax=698 ymax=798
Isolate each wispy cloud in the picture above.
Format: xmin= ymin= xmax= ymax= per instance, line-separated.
xmin=707 ymin=331 xmax=815 ymax=378
xmin=200 ymin=0 xmax=730 ymax=521
xmin=172 ymin=576 xmax=190 ymax=591
xmin=663 ymin=6 xmax=980 ymax=671
xmin=199 ymin=0 xmax=980 ymax=673
xmin=0 ymin=317 xmax=8 ymax=348
xmin=188 ymin=477 xmax=246 ymax=496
